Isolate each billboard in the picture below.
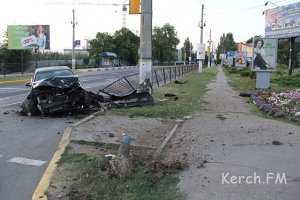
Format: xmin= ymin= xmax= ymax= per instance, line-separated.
xmin=196 ymin=43 xmax=205 ymax=60
xmin=265 ymin=2 xmax=300 ymax=38
xmin=7 ymin=25 xmax=50 ymax=50
xmin=252 ymin=37 xmax=278 ymax=71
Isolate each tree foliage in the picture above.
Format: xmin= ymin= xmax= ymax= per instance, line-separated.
xmin=182 ymin=37 xmax=193 ymax=62
xmin=88 ymin=32 xmax=115 ymax=58
xmin=88 ymin=28 xmax=139 ymax=65
xmin=113 ymin=28 xmax=139 ymax=65
xmin=152 ymin=23 xmax=180 ymax=63
xmin=217 ymin=32 xmax=237 ymax=54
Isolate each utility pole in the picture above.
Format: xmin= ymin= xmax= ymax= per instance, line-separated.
xmin=71 ymin=9 xmax=76 ymax=70
xmin=199 ymin=4 xmax=204 ymax=72
xmin=122 ymin=0 xmax=128 ymax=28
xmin=208 ymin=29 xmax=212 ymax=68
xmin=139 ymin=0 xmax=152 ymax=91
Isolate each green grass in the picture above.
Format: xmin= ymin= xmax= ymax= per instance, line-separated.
xmin=113 ymin=67 xmax=217 ymax=118
xmin=224 ymin=65 xmax=300 ymax=92
xmin=57 ymin=152 xmax=184 ymax=200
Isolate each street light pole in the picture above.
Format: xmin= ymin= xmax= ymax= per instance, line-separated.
xmin=139 ymin=0 xmax=152 ymax=92
xmin=71 ymin=9 xmax=76 ymax=70
xmin=208 ymin=29 xmax=212 ymax=68
xmin=199 ymin=4 xmax=204 ymax=72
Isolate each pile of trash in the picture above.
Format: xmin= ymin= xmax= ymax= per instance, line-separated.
xmin=21 ymin=74 xmax=153 ymax=116
xmin=251 ymin=89 xmax=300 ymax=121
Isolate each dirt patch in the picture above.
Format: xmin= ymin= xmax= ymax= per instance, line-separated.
xmin=71 ymin=114 xmax=175 ymax=149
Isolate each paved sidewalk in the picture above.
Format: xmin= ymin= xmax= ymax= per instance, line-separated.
xmin=166 ymin=67 xmax=300 ymax=200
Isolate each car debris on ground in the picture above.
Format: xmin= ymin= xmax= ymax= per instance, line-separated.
xmin=20 ymin=73 xmax=153 ymax=116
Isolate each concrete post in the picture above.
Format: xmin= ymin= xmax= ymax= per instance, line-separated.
xmin=199 ymin=4 xmax=204 ymax=73
xmin=72 ymin=9 xmax=76 ymax=70
xmin=139 ymin=0 xmax=152 ymax=88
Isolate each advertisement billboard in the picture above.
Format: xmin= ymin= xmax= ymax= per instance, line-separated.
xmin=265 ymin=2 xmax=300 ymax=38
xmin=7 ymin=25 xmax=50 ymax=50
xmin=196 ymin=43 xmax=205 ymax=60
xmin=252 ymin=37 xmax=278 ymax=71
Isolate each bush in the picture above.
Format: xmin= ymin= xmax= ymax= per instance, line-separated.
xmin=239 ymin=68 xmax=256 ymax=79
xmin=240 ymin=71 xmax=250 ymax=77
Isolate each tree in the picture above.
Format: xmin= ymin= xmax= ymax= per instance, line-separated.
xmin=113 ymin=28 xmax=139 ymax=65
xmin=183 ymin=37 xmax=193 ymax=62
xmin=224 ymin=33 xmax=237 ymax=51
xmin=216 ymin=33 xmax=237 ymax=63
xmin=152 ymin=23 xmax=180 ymax=63
xmin=88 ymin=29 xmax=139 ymax=65
xmin=88 ymin=32 xmax=115 ymax=59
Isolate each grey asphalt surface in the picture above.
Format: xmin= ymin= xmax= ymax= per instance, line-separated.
xmin=0 ymin=68 xmax=138 ymax=200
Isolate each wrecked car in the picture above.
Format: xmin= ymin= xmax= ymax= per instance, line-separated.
xmin=21 ymin=66 xmax=103 ymax=116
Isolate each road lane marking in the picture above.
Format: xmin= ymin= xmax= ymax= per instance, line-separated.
xmin=7 ymin=157 xmax=46 ymax=167
xmin=0 ymin=87 xmax=27 ymax=90
xmin=0 ymin=101 xmax=22 ymax=108
xmin=0 ymin=94 xmax=27 ymax=102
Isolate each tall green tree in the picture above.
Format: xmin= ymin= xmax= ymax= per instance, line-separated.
xmin=152 ymin=23 xmax=180 ymax=63
xmin=88 ymin=32 xmax=115 ymax=59
xmin=216 ymin=32 xmax=237 ymax=63
xmin=224 ymin=33 xmax=236 ymax=51
xmin=183 ymin=37 xmax=193 ymax=62
xmin=113 ymin=28 xmax=139 ymax=65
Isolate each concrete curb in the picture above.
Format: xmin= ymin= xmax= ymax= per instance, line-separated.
xmin=32 ymin=111 xmax=103 ymax=200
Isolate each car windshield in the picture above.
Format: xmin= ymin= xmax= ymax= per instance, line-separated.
xmin=34 ymin=69 xmax=73 ymax=81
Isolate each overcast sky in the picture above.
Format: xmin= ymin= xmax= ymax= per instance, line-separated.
xmin=0 ymin=0 xmax=298 ymax=51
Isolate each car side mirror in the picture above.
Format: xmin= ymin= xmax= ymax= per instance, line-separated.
xmin=25 ymin=82 xmax=31 ymax=87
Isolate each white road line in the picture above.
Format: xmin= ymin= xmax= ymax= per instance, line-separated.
xmin=0 ymin=94 xmax=27 ymax=102
xmin=7 ymin=157 xmax=46 ymax=167
xmin=0 ymin=88 xmax=27 ymax=90
xmin=0 ymin=101 xmax=22 ymax=108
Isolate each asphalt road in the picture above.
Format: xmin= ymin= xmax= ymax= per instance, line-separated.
xmin=0 ymin=68 xmax=138 ymax=200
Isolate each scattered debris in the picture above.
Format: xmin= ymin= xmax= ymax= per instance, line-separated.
xmin=20 ymin=73 xmax=154 ymax=116
xmin=99 ymin=75 xmax=153 ymax=108
xmin=105 ymin=154 xmax=116 ymax=160
xmin=57 ymin=132 xmax=61 ymax=135
xmin=216 ymin=114 xmax=227 ymax=120
xmin=164 ymin=93 xmax=178 ymax=101
xmin=108 ymin=133 xmax=115 ymax=138
xmin=183 ymin=115 xmax=193 ymax=120
xmin=174 ymin=80 xmax=187 ymax=85
xmin=3 ymin=111 xmax=9 ymax=115
xmin=272 ymin=140 xmax=283 ymax=145
xmin=175 ymin=119 xmax=185 ymax=123
xmin=239 ymin=91 xmax=255 ymax=97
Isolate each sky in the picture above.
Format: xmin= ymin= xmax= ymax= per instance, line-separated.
xmin=0 ymin=0 xmax=299 ymax=51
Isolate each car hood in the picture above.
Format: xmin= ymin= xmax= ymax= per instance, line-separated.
xmin=32 ymin=75 xmax=80 ymax=89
